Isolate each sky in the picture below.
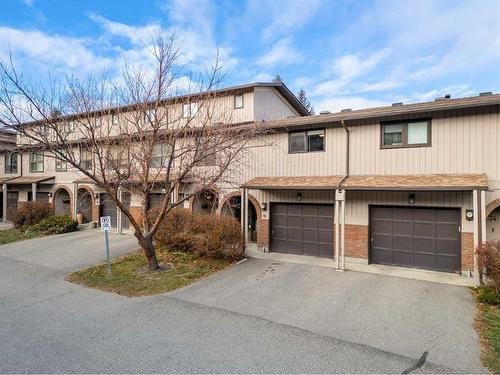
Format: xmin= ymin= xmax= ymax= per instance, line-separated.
xmin=1 ymin=0 xmax=499 ymax=113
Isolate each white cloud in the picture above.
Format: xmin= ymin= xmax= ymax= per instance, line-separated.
xmin=0 ymin=27 xmax=113 ymax=74
xmin=261 ymin=0 xmax=325 ymax=41
xmin=89 ymin=14 xmax=161 ymax=45
xmin=256 ymin=38 xmax=303 ymax=67
xmin=412 ymin=84 xmax=476 ymax=102
xmin=21 ymin=0 xmax=34 ymax=6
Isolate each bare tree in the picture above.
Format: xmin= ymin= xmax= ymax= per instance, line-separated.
xmin=0 ymin=33 xmax=266 ymax=271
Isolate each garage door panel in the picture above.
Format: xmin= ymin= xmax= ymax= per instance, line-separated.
xmin=392 ymin=251 xmax=413 ymax=267
xmin=414 ymin=253 xmax=436 ymax=270
xmin=372 ymin=220 xmax=391 ymax=234
xmin=303 ymin=216 xmax=318 ymax=228
xmin=413 ymin=209 xmax=435 ymax=222
xmin=370 ymin=206 xmax=460 ymax=273
xmin=437 ymin=239 xmax=460 ymax=255
xmin=437 ymin=223 xmax=460 ymax=239
xmin=393 ymin=221 xmax=412 ymax=235
xmin=393 ymin=236 xmax=413 ymax=251
xmin=373 ymin=234 xmax=392 ymax=249
xmin=414 ymin=237 xmax=435 ymax=252
xmin=271 ymin=204 xmax=333 ymax=258
xmin=393 ymin=208 xmax=412 ymax=220
xmin=371 ymin=248 xmax=392 ymax=264
xmin=414 ymin=222 xmax=435 ymax=237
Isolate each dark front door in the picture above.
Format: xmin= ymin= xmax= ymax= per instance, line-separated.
xmin=270 ymin=203 xmax=334 ymax=258
xmin=370 ymin=206 xmax=461 ymax=273
xmin=101 ymin=193 xmax=131 ymax=229
xmin=6 ymin=192 xmax=18 ymax=219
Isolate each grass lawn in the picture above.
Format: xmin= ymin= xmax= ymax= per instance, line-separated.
xmin=66 ymin=248 xmax=234 ymax=296
xmin=474 ymin=290 xmax=500 ymax=373
xmin=0 ymin=228 xmax=42 ymax=244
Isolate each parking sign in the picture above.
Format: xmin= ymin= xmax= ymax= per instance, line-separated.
xmin=100 ymin=216 xmax=111 ymax=231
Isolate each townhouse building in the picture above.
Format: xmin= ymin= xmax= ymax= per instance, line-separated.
xmin=2 ymin=82 xmax=500 ymax=281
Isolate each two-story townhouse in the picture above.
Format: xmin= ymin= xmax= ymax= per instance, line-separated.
xmin=232 ymin=93 xmax=500 ymax=281
xmin=0 ymin=82 xmax=309 ymax=229
xmin=0 ymin=129 xmax=17 ymax=220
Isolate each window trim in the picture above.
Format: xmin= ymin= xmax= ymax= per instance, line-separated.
xmin=234 ymin=94 xmax=244 ymax=109
xmin=182 ymin=102 xmax=198 ymax=118
xmin=380 ymin=118 xmax=432 ymax=149
xmin=111 ymin=114 xmax=119 ymax=125
xmin=29 ymin=152 xmax=44 ymax=173
xmin=79 ymin=149 xmax=93 ymax=171
xmin=4 ymin=153 xmax=18 ymax=174
xmin=55 ymin=152 xmax=68 ymax=172
xmin=288 ymin=128 xmax=326 ymax=154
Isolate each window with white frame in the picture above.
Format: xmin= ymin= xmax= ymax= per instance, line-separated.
xmin=95 ymin=117 xmax=102 ymax=128
xmin=79 ymin=149 xmax=93 ymax=170
xmin=55 ymin=151 xmax=67 ymax=172
xmin=29 ymin=152 xmax=44 ymax=172
xmin=4 ymin=153 xmax=17 ymax=174
xmin=64 ymin=121 xmax=75 ymax=134
xmin=234 ymin=94 xmax=244 ymax=109
xmin=150 ymin=143 xmax=172 ymax=167
xmin=182 ymin=102 xmax=198 ymax=118
xmin=112 ymin=114 xmax=119 ymax=125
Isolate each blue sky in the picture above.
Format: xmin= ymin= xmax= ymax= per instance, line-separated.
xmin=1 ymin=0 xmax=499 ymax=112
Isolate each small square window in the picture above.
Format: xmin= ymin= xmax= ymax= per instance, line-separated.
xmin=183 ymin=102 xmax=198 ymax=118
xmin=234 ymin=94 xmax=244 ymax=109
xmin=112 ymin=114 xmax=119 ymax=125
xmin=95 ymin=118 xmax=102 ymax=128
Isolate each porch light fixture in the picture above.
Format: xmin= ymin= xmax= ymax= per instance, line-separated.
xmin=48 ymin=192 xmax=52 ymax=198
xmin=261 ymin=202 xmax=267 ymax=211
xmin=408 ymin=192 xmax=416 ymax=204
xmin=296 ymin=192 xmax=303 ymax=201
xmin=161 ymin=188 xmax=166 ymax=193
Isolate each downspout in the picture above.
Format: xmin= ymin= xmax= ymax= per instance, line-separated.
xmin=336 ymin=119 xmax=349 ymax=270
xmin=339 ymin=119 xmax=350 ymax=185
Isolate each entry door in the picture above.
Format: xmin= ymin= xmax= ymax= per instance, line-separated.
xmin=101 ymin=193 xmax=131 ymax=229
xmin=370 ymin=206 xmax=461 ymax=273
xmin=271 ymin=203 xmax=334 ymax=258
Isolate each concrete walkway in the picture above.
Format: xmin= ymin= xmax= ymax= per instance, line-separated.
xmin=246 ymin=246 xmax=475 ymax=287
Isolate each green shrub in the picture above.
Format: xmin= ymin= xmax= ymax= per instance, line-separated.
xmin=10 ymin=201 xmax=53 ymax=229
xmin=152 ymin=208 xmax=244 ymax=260
xmin=476 ymin=287 xmax=500 ymax=305
xmin=31 ymin=215 xmax=78 ymax=234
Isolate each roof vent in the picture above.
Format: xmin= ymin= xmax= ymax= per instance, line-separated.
xmin=479 ymin=91 xmax=493 ymax=96
xmin=435 ymin=94 xmax=451 ymax=101
xmin=445 ymin=94 xmax=451 ymax=99
xmin=340 ymin=108 xmax=352 ymax=112
xmin=319 ymin=110 xmax=331 ymax=115
xmin=392 ymin=102 xmax=403 ymax=106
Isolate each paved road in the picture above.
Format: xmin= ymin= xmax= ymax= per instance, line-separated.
xmin=0 ymin=230 xmax=485 ymax=373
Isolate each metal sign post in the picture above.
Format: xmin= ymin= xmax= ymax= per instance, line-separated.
xmin=100 ymin=216 xmax=112 ymax=275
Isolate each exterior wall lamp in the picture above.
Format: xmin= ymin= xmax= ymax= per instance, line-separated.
xmin=408 ymin=192 xmax=416 ymax=204
xmin=261 ymin=202 xmax=267 ymax=211
xmin=296 ymin=192 xmax=303 ymax=201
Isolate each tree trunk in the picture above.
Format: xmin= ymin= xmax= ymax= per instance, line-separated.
xmin=135 ymin=230 xmax=159 ymax=271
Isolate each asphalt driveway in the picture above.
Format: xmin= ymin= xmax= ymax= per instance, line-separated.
xmin=0 ymin=230 xmax=485 ymax=373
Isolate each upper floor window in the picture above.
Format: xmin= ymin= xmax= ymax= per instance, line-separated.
xmin=64 ymin=121 xmax=75 ymax=134
xmin=38 ymin=125 xmax=49 ymax=137
xmin=79 ymin=149 xmax=93 ymax=170
xmin=56 ymin=151 xmax=68 ymax=172
xmin=29 ymin=152 xmax=44 ymax=172
xmin=381 ymin=119 xmax=431 ymax=148
xmin=234 ymin=94 xmax=244 ymax=109
xmin=289 ymin=129 xmax=325 ymax=153
xmin=182 ymin=102 xmax=198 ymax=118
xmin=5 ymin=153 xmax=17 ymax=174
xmin=95 ymin=117 xmax=102 ymax=128
xmin=112 ymin=114 xmax=119 ymax=125
xmin=196 ymin=139 xmax=217 ymax=166
xmin=150 ymin=143 xmax=172 ymax=168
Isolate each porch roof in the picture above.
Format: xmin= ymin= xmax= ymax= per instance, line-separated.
xmin=242 ymin=173 xmax=488 ymax=191
xmin=5 ymin=176 xmax=55 ymax=185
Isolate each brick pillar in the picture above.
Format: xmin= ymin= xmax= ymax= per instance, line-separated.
xmin=130 ymin=206 xmax=144 ymax=227
xmin=345 ymin=224 xmax=369 ymax=259
xmin=257 ymin=218 xmax=269 ymax=250
xmin=461 ymin=232 xmax=474 ymax=273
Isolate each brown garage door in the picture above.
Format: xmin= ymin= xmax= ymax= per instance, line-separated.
xmin=370 ymin=206 xmax=461 ymax=273
xmin=271 ymin=203 xmax=334 ymax=258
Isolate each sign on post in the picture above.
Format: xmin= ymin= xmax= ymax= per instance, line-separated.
xmin=100 ymin=216 xmax=112 ymax=274
xmin=100 ymin=216 xmax=111 ymax=231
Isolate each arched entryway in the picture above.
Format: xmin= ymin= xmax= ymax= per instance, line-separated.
xmin=192 ymin=189 xmax=219 ymax=214
xmin=77 ymin=187 xmax=93 ymax=223
xmin=487 ymin=201 xmax=500 ymax=241
xmin=53 ymin=187 xmax=71 ymax=216
xmin=221 ymin=193 xmax=259 ymax=242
